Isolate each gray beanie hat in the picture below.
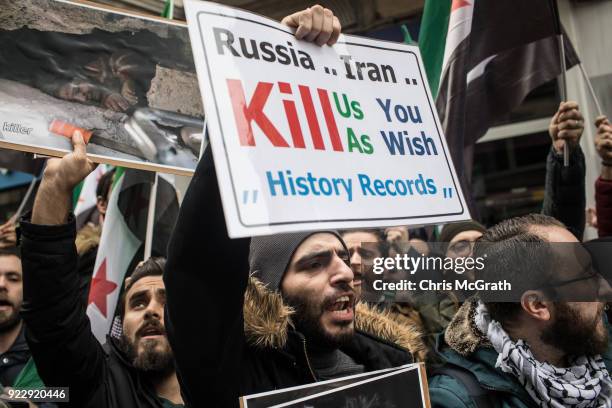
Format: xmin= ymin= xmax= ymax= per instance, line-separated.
xmin=249 ymin=230 xmax=346 ymax=291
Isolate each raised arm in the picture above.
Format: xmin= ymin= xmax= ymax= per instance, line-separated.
xmin=543 ymin=101 xmax=586 ymax=239
xmin=19 ymin=131 xmax=103 ymax=405
xmin=595 ymin=115 xmax=612 ymax=237
xmin=164 ymin=8 xmax=342 ymax=406
xmin=164 ymin=146 xmax=251 ymax=407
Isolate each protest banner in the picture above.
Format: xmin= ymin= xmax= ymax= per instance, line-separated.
xmin=0 ymin=0 xmax=204 ymax=176
xmin=184 ymin=1 xmax=469 ymax=237
xmin=240 ymin=363 xmax=430 ymax=408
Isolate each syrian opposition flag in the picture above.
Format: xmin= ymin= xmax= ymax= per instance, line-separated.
xmin=86 ymin=168 xmax=179 ymax=343
xmin=162 ymin=0 xmax=174 ymax=19
xmin=419 ymin=0 xmax=579 ymax=191
xmin=73 ymin=164 xmax=110 ymax=228
xmin=87 ymin=168 xmax=144 ymax=342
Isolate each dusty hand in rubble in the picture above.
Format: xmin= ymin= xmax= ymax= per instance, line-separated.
xmin=103 ymin=92 xmax=132 ymax=112
xmin=121 ymin=79 xmax=138 ymax=106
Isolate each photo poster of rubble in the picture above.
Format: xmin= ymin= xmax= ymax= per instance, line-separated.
xmin=0 ymin=0 xmax=206 ymax=176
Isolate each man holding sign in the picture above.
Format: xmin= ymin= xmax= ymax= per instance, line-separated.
xmin=19 ymin=132 xmax=184 ymax=407
xmin=164 ymin=7 xmax=424 ymax=408
xmin=184 ymin=0 xmax=468 ymax=238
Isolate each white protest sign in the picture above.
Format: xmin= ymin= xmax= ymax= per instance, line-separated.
xmin=185 ymin=1 xmax=469 ymax=238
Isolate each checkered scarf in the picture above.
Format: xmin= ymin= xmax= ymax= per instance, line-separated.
xmin=474 ymin=301 xmax=612 ymax=408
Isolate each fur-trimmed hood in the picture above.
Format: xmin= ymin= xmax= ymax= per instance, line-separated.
xmin=444 ymin=297 xmax=490 ymax=356
xmin=243 ymin=277 xmax=428 ymax=362
xmin=75 ymin=223 xmax=102 ymax=255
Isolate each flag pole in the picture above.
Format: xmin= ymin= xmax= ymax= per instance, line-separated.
xmin=550 ymin=0 xmax=569 ymax=166
xmin=559 ymin=34 xmax=569 ymax=167
xmin=199 ymin=118 xmax=207 ymax=160
xmin=144 ymin=173 xmax=158 ymax=260
xmin=162 ymin=0 xmax=174 ymax=20
xmin=578 ymin=63 xmax=604 ymax=117
xmin=10 ymin=176 xmax=37 ymax=223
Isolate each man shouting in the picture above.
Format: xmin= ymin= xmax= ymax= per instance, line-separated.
xmin=163 ymin=6 xmax=425 ymax=408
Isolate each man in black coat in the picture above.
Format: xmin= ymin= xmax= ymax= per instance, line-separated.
xmin=19 ymin=132 xmax=183 ymax=407
xmin=165 ymin=147 xmax=418 ymax=408
xmin=163 ymin=10 xmax=419 ymax=408
xmin=0 ymin=247 xmax=30 ymax=388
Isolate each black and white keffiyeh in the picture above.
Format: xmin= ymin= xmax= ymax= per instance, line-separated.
xmin=474 ymin=301 xmax=612 ymax=408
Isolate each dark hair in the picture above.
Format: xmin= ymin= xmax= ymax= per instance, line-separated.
xmin=341 ymin=228 xmax=388 ymax=255
xmin=0 ymin=246 xmax=20 ymax=260
xmin=116 ymin=257 xmax=165 ymax=319
xmin=96 ymin=168 xmax=116 ymax=201
xmin=475 ymin=214 xmax=564 ymax=325
xmin=408 ymin=227 xmax=429 ymax=242
xmin=436 ymin=220 xmax=486 ymax=256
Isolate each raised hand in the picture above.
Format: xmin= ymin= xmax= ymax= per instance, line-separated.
xmin=43 ymin=131 xmax=97 ymax=194
xmin=595 ymin=115 xmax=612 ymax=163
xmin=549 ymin=101 xmax=584 ymax=154
xmin=32 ymin=130 xmax=97 ymax=225
xmin=281 ymin=5 xmax=341 ymax=46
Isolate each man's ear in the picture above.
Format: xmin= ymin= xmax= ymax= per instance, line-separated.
xmin=520 ymin=290 xmax=552 ymax=322
xmin=96 ymin=196 xmax=108 ymax=215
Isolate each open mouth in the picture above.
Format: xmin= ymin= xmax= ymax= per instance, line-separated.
xmin=325 ymin=295 xmax=354 ymax=321
xmin=138 ymin=325 xmax=165 ymax=340
xmin=0 ymin=300 xmax=13 ymax=309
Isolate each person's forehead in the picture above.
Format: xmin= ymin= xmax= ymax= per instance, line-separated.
xmin=294 ymin=233 xmax=345 ymax=256
xmin=343 ymin=231 xmax=380 ymax=247
xmin=126 ymin=276 xmax=164 ymax=298
xmin=450 ymin=230 xmax=482 ymax=244
xmin=0 ymin=255 xmax=21 ymax=273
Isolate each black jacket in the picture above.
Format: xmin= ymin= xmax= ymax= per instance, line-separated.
xmin=19 ymin=216 xmax=172 ymax=408
xmin=542 ymin=146 xmax=586 ymax=239
xmin=0 ymin=324 xmax=30 ymax=387
xmin=164 ymin=148 xmax=414 ymax=408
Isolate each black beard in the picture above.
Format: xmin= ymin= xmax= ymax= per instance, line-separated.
xmin=118 ymin=331 xmax=174 ymax=375
xmin=283 ymin=291 xmax=354 ymax=350
xmin=541 ymin=302 xmax=609 ymax=357
xmin=0 ymin=305 xmax=21 ymax=333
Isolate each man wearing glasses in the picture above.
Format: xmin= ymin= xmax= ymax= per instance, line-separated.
xmin=429 ymin=214 xmax=612 ymax=408
xmin=437 ymin=220 xmax=487 ymax=261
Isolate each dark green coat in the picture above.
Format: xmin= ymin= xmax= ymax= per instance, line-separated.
xmin=428 ymin=301 xmax=612 ymax=408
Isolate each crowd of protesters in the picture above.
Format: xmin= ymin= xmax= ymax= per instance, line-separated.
xmin=0 ymin=4 xmax=612 ymax=408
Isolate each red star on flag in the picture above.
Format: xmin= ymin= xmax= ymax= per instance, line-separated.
xmin=88 ymin=259 xmax=118 ymax=318
xmin=452 ymin=0 xmax=471 ymax=11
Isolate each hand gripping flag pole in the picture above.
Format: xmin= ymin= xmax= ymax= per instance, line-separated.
xmin=549 ymin=0 xmax=570 ymax=167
